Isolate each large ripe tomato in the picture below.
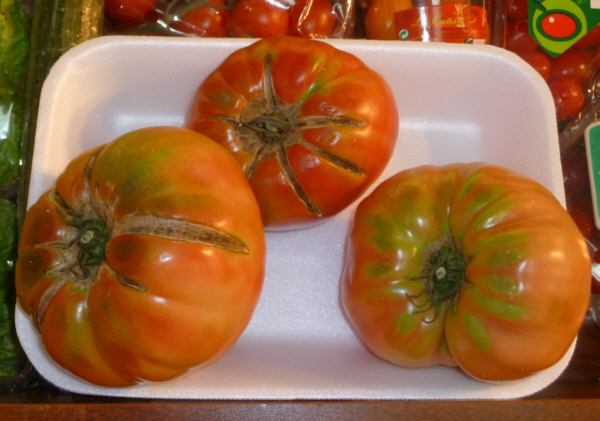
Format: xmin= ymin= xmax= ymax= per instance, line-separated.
xmin=228 ymin=0 xmax=290 ymax=38
xmin=342 ymin=163 xmax=591 ymax=381
xmin=105 ymin=0 xmax=158 ymax=21
xmin=288 ymin=0 xmax=337 ymax=39
xmin=15 ymin=127 xmax=266 ymax=387
xmin=171 ymin=0 xmax=230 ymax=37
xmin=187 ymin=36 xmax=398 ymax=229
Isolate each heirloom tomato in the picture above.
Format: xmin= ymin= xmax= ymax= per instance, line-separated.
xmin=15 ymin=127 xmax=266 ymax=387
xmin=187 ymin=36 xmax=398 ymax=230
xmin=342 ymin=163 xmax=591 ymax=381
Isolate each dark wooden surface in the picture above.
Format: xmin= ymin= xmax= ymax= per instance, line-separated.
xmin=1 ymin=313 xmax=598 ymax=420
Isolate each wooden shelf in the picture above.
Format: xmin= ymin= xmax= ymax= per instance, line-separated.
xmin=2 ymin=315 xmax=599 ymax=420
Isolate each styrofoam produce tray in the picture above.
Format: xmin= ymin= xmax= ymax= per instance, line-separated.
xmin=16 ymin=36 xmax=570 ymax=400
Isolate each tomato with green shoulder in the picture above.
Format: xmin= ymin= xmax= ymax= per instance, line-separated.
xmin=16 ymin=127 xmax=266 ymax=387
xmin=342 ymin=163 xmax=591 ymax=381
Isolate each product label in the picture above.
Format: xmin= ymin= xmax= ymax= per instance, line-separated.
xmin=394 ymin=4 xmax=487 ymax=43
xmin=585 ymin=122 xmax=600 ymax=229
xmin=528 ymin=0 xmax=600 ymax=57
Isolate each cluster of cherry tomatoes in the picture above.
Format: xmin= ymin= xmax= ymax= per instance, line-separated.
xmin=504 ymin=0 xmax=600 ymax=291
xmin=505 ymin=0 xmax=600 ymax=121
xmin=104 ymin=0 xmax=342 ymax=39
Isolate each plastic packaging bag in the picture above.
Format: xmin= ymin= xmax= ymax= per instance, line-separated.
xmin=103 ymin=0 xmax=356 ymax=38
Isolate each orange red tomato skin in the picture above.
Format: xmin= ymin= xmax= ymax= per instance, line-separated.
xmin=187 ymin=36 xmax=398 ymax=229
xmin=16 ymin=127 xmax=266 ymax=387
xmin=342 ymin=163 xmax=591 ymax=381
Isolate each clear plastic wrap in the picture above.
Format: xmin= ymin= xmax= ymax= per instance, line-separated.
xmin=0 ymin=0 xmax=30 ymax=389
xmin=355 ymin=0 xmax=504 ymax=46
xmin=103 ymin=0 xmax=356 ymax=38
xmin=501 ymin=0 xmax=600 ymax=304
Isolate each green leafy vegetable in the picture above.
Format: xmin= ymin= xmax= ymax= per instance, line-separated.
xmin=0 ymin=197 xmax=24 ymax=379
xmin=0 ymin=0 xmax=29 ymax=385
xmin=0 ymin=0 xmax=29 ymax=185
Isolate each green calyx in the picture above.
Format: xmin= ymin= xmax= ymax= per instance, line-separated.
xmin=74 ymin=218 xmax=110 ymax=268
xmin=57 ymin=209 xmax=110 ymax=279
xmin=407 ymin=246 xmax=466 ymax=323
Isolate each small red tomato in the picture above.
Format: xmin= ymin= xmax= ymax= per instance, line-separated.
xmin=562 ymin=154 xmax=591 ymax=197
xmin=518 ymin=50 xmax=551 ymax=81
xmin=172 ymin=0 xmax=230 ymax=37
xmin=288 ymin=0 xmax=337 ymax=38
xmin=105 ymin=0 xmax=157 ymax=21
xmin=549 ymin=77 xmax=585 ymax=120
xmin=549 ymin=50 xmax=598 ymax=86
xmin=571 ymin=24 xmax=600 ymax=50
xmin=229 ymin=0 xmax=290 ymax=38
xmin=506 ymin=0 xmax=528 ymax=21
xmin=566 ymin=194 xmax=595 ymax=240
xmin=364 ymin=0 xmax=413 ymax=40
xmin=505 ymin=19 xmax=539 ymax=53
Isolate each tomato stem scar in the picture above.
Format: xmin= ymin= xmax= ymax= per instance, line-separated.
xmin=407 ymin=238 xmax=466 ymax=324
xmin=212 ymin=53 xmax=366 ymax=216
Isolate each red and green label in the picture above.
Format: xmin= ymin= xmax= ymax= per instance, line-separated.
xmin=529 ymin=0 xmax=600 ymax=56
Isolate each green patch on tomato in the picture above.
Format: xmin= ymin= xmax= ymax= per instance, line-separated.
xmin=483 ymin=248 xmax=527 ymax=266
xmin=365 ymin=262 xmax=395 ymax=279
xmin=477 ymin=231 xmax=526 ymax=249
xmin=393 ymin=312 xmax=418 ymax=335
xmin=463 ymin=311 xmax=490 ymax=352
xmin=466 ymin=188 xmax=505 ymax=216
xmin=480 ymin=274 xmax=519 ymax=296
xmin=468 ymin=288 xmax=527 ymax=319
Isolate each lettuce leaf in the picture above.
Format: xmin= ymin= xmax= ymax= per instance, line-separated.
xmin=0 ymin=197 xmax=24 ymax=379
xmin=0 ymin=0 xmax=29 ymax=184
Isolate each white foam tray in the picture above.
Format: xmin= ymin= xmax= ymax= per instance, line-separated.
xmin=16 ymin=36 xmax=570 ymax=400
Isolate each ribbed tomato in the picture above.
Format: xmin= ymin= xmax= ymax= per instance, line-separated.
xmin=342 ymin=163 xmax=591 ymax=381
xmin=16 ymin=127 xmax=266 ymax=387
xmin=187 ymin=36 xmax=398 ymax=230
